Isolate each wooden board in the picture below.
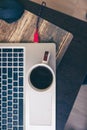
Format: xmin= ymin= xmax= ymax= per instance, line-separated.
xmin=0 ymin=10 xmax=73 ymax=65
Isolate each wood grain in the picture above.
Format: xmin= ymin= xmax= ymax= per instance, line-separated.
xmin=0 ymin=10 xmax=72 ymax=63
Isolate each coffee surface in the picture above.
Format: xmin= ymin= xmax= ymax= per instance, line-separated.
xmin=30 ymin=66 xmax=53 ymax=89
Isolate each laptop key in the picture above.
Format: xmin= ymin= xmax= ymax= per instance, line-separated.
xmin=19 ymin=127 xmax=23 ymax=130
xmin=8 ymin=107 xmax=12 ymax=111
xmin=8 ymin=118 xmax=12 ymax=123
xmin=13 ymin=127 xmax=17 ymax=130
xmin=2 ymin=114 xmax=7 ymax=118
xmin=13 ymin=110 xmax=18 ymax=114
xmin=8 ymin=124 xmax=12 ymax=128
xmin=2 ymin=119 xmax=7 ymax=124
xmin=2 ymin=108 xmax=7 ymax=113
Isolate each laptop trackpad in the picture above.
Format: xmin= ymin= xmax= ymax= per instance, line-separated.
xmin=29 ymin=93 xmax=52 ymax=125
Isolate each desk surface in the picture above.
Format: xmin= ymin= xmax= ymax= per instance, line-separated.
xmin=0 ymin=8 xmax=87 ymax=130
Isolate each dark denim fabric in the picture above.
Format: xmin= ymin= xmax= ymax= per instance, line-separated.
xmin=0 ymin=0 xmax=24 ymax=23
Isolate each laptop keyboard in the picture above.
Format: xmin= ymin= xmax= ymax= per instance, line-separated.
xmin=0 ymin=48 xmax=24 ymax=130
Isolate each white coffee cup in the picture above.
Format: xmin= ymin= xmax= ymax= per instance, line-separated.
xmin=28 ymin=51 xmax=55 ymax=90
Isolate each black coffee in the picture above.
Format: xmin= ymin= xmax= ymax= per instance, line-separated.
xmin=30 ymin=66 xmax=53 ymax=89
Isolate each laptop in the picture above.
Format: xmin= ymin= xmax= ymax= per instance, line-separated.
xmin=0 ymin=43 xmax=56 ymax=130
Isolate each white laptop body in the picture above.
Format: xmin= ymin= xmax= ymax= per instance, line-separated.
xmin=0 ymin=43 xmax=56 ymax=130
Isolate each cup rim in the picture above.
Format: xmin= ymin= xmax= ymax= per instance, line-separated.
xmin=28 ymin=63 xmax=55 ymax=91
